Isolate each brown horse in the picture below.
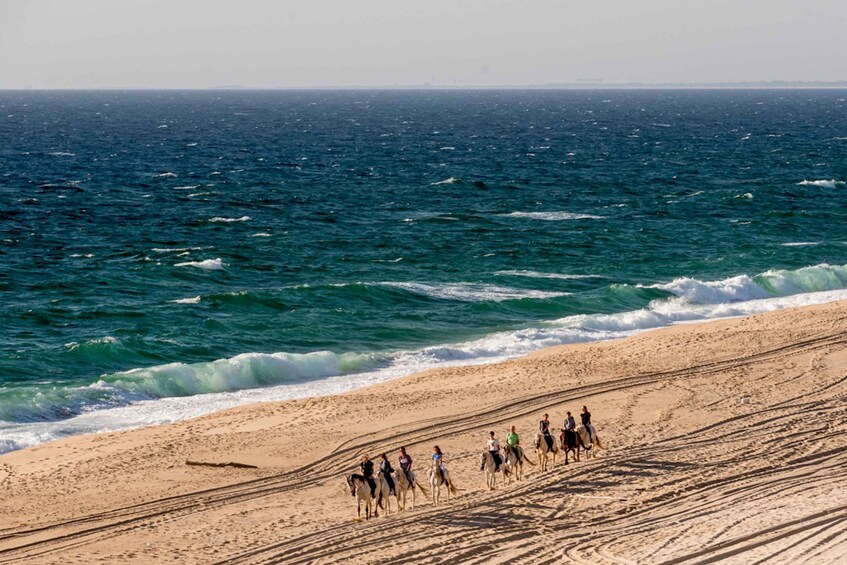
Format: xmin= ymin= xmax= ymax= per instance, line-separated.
xmin=560 ymin=428 xmax=587 ymax=464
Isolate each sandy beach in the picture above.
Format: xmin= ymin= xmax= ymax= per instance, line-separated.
xmin=2 ymin=300 xmax=847 ymax=564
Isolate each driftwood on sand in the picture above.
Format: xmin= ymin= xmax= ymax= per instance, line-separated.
xmin=185 ymin=460 xmax=258 ymax=469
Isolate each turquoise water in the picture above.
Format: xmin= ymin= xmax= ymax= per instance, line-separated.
xmin=1 ymin=89 xmax=846 ymax=451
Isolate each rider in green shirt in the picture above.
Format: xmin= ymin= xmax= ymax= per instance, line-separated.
xmin=506 ymin=426 xmax=520 ymax=447
xmin=506 ymin=425 xmax=522 ymax=461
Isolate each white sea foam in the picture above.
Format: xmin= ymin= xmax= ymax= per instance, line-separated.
xmin=174 ymin=258 xmax=224 ymax=270
xmin=380 ymin=282 xmax=569 ymax=302
xmin=173 ymin=185 xmax=199 ymax=190
xmin=152 ymin=247 xmax=205 ymax=253
xmin=209 ymin=216 xmax=250 ymax=223
xmin=797 ymin=179 xmax=845 ymax=188
xmin=64 ymin=336 xmax=119 ymax=350
xmin=495 ymin=270 xmax=600 ymax=280
xmin=647 ymin=275 xmax=771 ymax=304
xmin=431 ymin=177 xmax=460 ymax=185
xmin=155 ymin=172 xmax=177 ymax=178
xmin=49 ymin=151 xmax=75 ymax=157
xmin=251 ymin=232 xmax=272 ymax=237
xmin=172 ymin=296 xmax=201 ymax=304
xmin=501 ymin=211 xmax=605 ymax=221
xmin=782 ymin=242 xmax=820 ymax=247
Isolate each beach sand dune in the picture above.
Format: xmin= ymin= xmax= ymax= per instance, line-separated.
xmin=2 ymin=301 xmax=847 ymax=563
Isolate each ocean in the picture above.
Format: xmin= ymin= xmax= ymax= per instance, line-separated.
xmin=1 ymin=89 xmax=846 ymax=453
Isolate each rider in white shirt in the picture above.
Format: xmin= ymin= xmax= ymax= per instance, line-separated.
xmin=487 ymin=435 xmax=501 ymax=452
xmin=485 ymin=431 xmax=502 ymax=471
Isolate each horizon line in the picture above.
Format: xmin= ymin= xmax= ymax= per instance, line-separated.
xmin=3 ymin=80 xmax=847 ymax=92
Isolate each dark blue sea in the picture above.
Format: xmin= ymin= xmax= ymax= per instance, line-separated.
xmin=2 ymin=89 xmax=846 ymax=452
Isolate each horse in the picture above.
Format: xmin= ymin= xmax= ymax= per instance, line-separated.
xmin=502 ymin=444 xmax=531 ymax=483
xmin=479 ymin=450 xmax=506 ymax=490
xmin=535 ymin=432 xmax=558 ymax=471
xmin=373 ymin=472 xmax=393 ymax=517
xmin=346 ymin=475 xmax=374 ymax=520
xmin=575 ymin=424 xmax=603 ymax=458
xmin=429 ymin=459 xmax=458 ymax=506
xmin=560 ymin=428 xmax=586 ymax=464
xmin=393 ymin=468 xmax=429 ymax=511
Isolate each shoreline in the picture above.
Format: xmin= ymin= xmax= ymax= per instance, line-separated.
xmin=6 ymin=278 xmax=847 ymax=455
xmin=3 ymin=299 xmax=847 ymax=562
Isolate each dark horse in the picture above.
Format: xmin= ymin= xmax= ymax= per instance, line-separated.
xmin=560 ymin=428 xmax=586 ymax=464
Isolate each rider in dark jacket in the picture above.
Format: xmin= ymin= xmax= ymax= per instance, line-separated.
xmin=379 ymin=453 xmax=396 ymax=495
xmin=539 ymin=413 xmax=554 ymax=450
xmin=360 ymin=455 xmax=376 ymax=496
xmin=581 ymin=406 xmax=593 ymax=441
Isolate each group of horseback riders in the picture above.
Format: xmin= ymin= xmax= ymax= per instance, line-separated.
xmin=350 ymin=405 xmax=597 ymax=500
xmin=484 ymin=406 xmax=596 ymax=472
xmin=353 ymin=445 xmax=444 ymax=498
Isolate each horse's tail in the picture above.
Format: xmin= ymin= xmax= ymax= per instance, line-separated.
xmin=376 ymin=486 xmax=385 ymax=509
xmin=449 ymin=480 xmax=459 ymax=495
xmin=521 ymin=451 xmax=536 ymax=466
xmin=594 ymin=435 xmax=603 ymax=449
xmin=415 ymin=482 xmax=430 ymax=497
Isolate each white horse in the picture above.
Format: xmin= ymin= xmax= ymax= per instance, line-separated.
xmin=373 ymin=472 xmax=392 ymax=517
xmin=535 ymin=432 xmax=558 ymax=471
xmin=479 ymin=451 xmax=505 ymax=490
xmin=429 ymin=459 xmax=457 ymax=506
xmin=575 ymin=424 xmax=603 ymax=458
xmin=346 ymin=475 xmax=374 ymax=520
xmin=502 ymin=444 xmax=531 ymax=482
xmin=393 ymin=468 xmax=429 ymax=511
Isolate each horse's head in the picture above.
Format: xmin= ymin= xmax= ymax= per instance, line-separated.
xmin=346 ymin=475 xmax=356 ymax=497
xmin=479 ymin=452 xmax=486 ymax=468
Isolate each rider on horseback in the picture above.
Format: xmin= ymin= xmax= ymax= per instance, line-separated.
xmin=359 ymin=454 xmax=377 ymax=497
xmin=378 ymin=453 xmax=396 ymax=495
xmin=563 ymin=411 xmax=576 ymax=432
xmin=506 ymin=425 xmax=522 ymax=461
xmin=398 ymin=446 xmax=413 ymax=484
xmin=539 ymin=413 xmax=554 ymax=451
xmin=432 ymin=445 xmax=449 ymax=487
xmin=581 ymin=406 xmax=594 ymax=442
xmin=484 ymin=431 xmax=502 ymax=471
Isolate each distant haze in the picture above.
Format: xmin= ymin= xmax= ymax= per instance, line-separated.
xmin=1 ymin=0 xmax=845 ymax=89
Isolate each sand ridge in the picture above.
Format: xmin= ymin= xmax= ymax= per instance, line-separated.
xmin=2 ymin=301 xmax=847 ymax=563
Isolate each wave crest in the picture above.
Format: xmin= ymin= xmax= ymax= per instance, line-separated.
xmin=174 ymin=258 xmax=224 ymax=270
xmin=501 ymin=211 xmax=605 ymax=221
xmin=797 ymin=179 xmax=845 ymax=188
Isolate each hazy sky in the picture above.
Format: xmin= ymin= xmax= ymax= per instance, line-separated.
xmin=1 ymin=0 xmax=845 ymax=88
